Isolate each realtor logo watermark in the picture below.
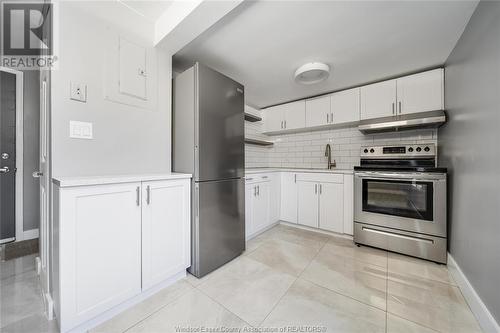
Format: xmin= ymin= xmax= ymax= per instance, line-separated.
xmin=1 ymin=1 xmax=57 ymax=69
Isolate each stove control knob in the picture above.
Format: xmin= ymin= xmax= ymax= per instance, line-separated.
xmin=363 ymin=149 xmax=369 ymax=153
xmin=370 ymin=149 xmax=375 ymax=153
xmin=424 ymin=146 xmax=430 ymax=152
xmin=408 ymin=147 xmax=414 ymax=152
xmin=416 ymin=147 xmax=422 ymax=152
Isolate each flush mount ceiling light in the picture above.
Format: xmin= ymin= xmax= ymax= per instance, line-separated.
xmin=294 ymin=62 xmax=330 ymax=85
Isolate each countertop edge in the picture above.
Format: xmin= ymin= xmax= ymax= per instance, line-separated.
xmin=245 ymin=168 xmax=354 ymax=175
xmin=53 ymin=173 xmax=192 ymax=188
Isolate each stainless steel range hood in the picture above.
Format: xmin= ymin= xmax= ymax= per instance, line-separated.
xmin=358 ymin=110 xmax=447 ymax=134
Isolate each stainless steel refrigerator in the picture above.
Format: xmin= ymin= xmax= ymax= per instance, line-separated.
xmin=173 ymin=63 xmax=245 ymax=278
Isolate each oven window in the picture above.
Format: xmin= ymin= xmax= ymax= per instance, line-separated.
xmin=362 ymin=179 xmax=433 ymax=221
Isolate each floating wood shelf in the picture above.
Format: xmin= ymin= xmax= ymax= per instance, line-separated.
xmin=244 ymin=113 xmax=262 ymax=122
xmin=244 ymin=138 xmax=274 ymax=146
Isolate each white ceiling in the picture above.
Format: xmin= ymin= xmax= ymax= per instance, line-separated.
xmin=119 ymin=0 xmax=173 ymax=22
xmin=173 ymin=1 xmax=478 ymax=109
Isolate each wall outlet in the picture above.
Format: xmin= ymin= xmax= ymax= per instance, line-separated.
xmin=70 ymin=121 xmax=93 ymax=139
xmin=70 ymin=82 xmax=87 ymax=102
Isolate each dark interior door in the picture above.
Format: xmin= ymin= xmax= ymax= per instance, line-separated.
xmin=0 ymin=71 xmax=17 ymax=242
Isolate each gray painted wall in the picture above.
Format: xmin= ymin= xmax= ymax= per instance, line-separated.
xmin=440 ymin=0 xmax=500 ymax=323
xmin=22 ymin=70 xmax=40 ymax=231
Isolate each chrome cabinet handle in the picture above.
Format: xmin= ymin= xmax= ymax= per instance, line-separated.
xmin=32 ymin=171 xmax=43 ymax=178
xmin=257 ymin=185 xmax=260 ymax=196
xmin=146 ymin=185 xmax=151 ymax=205
xmin=330 ymin=113 xmax=333 ymax=123
xmin=399 ymin=101 xmax=402 ymax=114
xmin=280 ymin=121 xmax=283 ymax=129
xmin=327 ymin=114 xmax=329 ymax=123
xmin=254 ymin=186 xmax=256 ymax=196
xmin=392 ymin=102 xmax=395 ymax=115
xmin=262 ymin=176 xmax=268 ymax=179
xmin=284 ymin=120 xmax=287 ymax=129
xmin=136 ymin=187 xmax=140 ymax=206
xmin=0 ymin=166 xmax=10 ymax=174
xmin=314 ymin=184 xmax=317 ymax=194
xmin=319 ymin=184 xmax=322 ymax=194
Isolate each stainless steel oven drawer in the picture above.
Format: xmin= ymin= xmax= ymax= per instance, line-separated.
xmin=354 ymin=222 xmax=447 ymax=264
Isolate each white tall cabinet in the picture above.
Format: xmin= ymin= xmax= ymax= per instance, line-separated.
xmin=52 ymin=174 xmax=191 ymax=333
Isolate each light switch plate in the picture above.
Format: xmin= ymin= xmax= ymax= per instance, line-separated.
xmin=70 ymin=82 xmax=87 ymax=102
xmin=70 ymin=121 xmax=93 ymax=139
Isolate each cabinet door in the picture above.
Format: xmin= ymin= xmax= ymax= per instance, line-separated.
xmin=245 ymin=183 xmax=255 ymax=238
xmin=253 ymin=182 xmax=270 ymax=233
xmin=297 ymin=182 xmax=319 ymax=228
xmin=119 ymin=37 xmax=147 ymax=100
xmin=360 ymin=80 xmax=397 ymax=120
xmin=280 ymin=173 xmax=297 ymax=223
xmin=397 ymin=69 xmax=444 ymax=115
xmin=268 ymin=173 xmax=281 ymax=224
xmin=284 ymin=100 xmax=306 ymax=130
xmin=142 ymin=179 xmax=190 ymax=290
xmin=306 ymin=95 xmax=331 ymax=127
xmin=343 ymin=175 xmax=354 ymax=235
xmin=59 ymin=183 xmax=142 ymax=328
xmin=319 ymin=182 xmax=344 ymax=233
xmin=264 ymin=105 xmax=284 ymax=132
xmin=331 ymin=88 xmax=360 ymax=124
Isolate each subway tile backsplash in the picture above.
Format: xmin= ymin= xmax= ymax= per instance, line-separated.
xmin=245 ymin=109 xmax=437 ymax=169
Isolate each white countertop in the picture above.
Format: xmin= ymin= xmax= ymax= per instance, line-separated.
xmin=53 ymin=172 xmax=192 ymax=188
xmin=245 ymin=168 xmax=354 ymax=175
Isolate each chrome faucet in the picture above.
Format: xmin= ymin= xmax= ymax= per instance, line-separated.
xmin=325 ymin=144 xmax=336 ymax=169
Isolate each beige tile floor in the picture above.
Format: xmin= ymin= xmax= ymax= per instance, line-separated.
xmin=1 ymin=225 xmax=483 ymax=333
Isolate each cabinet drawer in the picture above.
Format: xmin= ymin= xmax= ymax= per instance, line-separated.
xmin=295 ymin=173 xmax=344 ymax=184
xmin=246 ymin=173 xmax=272 ymax=184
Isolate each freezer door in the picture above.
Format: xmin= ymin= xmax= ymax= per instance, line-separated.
xmin=196 ymin=64 xmax=244 ymax=182
xmin=190 ymin=178 xmax=245 ymax=277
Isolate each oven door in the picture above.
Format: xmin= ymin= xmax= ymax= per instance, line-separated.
xmin=354 ymin=171 xmax=446 ymax=237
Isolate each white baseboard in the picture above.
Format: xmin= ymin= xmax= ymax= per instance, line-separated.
xmin=447 ymin=253 xmax=500 ymax=333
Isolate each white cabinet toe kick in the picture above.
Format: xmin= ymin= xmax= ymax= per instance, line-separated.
xmin=353 ymin=222 xmax=447 ymax=264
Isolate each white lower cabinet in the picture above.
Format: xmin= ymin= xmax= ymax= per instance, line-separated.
xmin=56 ymin=182 xmax=143 ymax=332
xmin=245 ymin=173 xmax=281 ymax=239
xmin=297 ymin=181 xmax=319 ymax=228
xmin=319 ymin=182 xmax=344 ymax=233
xmin=141 ymin=179 xmax=190 ymax=290
xmin=53 ymin=176 xmax=191 ymax=332
xmin=280 ymin=172 xmax=297 ymax=223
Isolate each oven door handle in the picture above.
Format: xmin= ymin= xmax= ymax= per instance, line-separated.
xmin=355 ymin=172 xmax=444 ymax=181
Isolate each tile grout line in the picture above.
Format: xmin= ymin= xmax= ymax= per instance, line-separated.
xmin=255 ymin=237 xmax=331 ymax=328
xmin=194 ymin=282 xmax=256 ymax=329
xmin=118 ymin=282 xmax=195 ymax=333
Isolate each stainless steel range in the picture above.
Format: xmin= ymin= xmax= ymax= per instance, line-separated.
xmin=353 ymin=144 xmax=447 ymax=263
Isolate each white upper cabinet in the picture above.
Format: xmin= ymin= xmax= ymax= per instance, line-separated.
xmin=360 ymin=79 xmax=397 ymax=120
xmin=331 ymin=88 xmax=360 ymax=124
xmin=264 ymin=105 xmax=284 ymax=132
xmin=396 ymin=69 xmax=444 ymax=115
xmin=306 ymin=95 xmax=331 ymax=127
xmin=283 ymin=100 xmax=306 ymax=130
xmin=264 ymin=101 xmax=305 ymax=132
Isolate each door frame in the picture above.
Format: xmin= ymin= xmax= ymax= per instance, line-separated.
xmin=0 ymin=66 xmax=24 ymax=244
